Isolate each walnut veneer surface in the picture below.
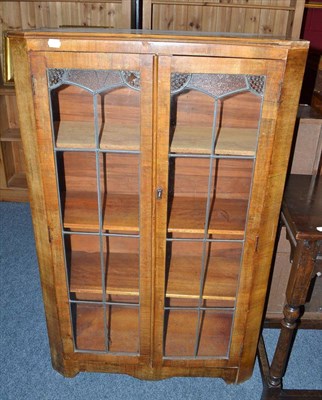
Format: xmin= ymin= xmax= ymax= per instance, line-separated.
xmin=9 ymin=29 xmax=308 ymax=383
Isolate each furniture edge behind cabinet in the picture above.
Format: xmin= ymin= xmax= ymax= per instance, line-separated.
xmin=9 ymin=30 xmax=308 ymax=383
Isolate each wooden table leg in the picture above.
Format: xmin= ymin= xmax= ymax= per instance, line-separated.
xmin=260 ymin=239 xmax=322 ymax=400
xmin=267 ymin=304 xmax=300 ymax=389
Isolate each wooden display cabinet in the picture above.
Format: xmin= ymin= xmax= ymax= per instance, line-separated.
xmin=0 ymin=85 xmax=28 ymax=201
xmin=10 ymin=30 xmax=308 ymax=383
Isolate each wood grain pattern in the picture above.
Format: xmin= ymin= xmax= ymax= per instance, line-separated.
xmin=170 ymin=126 xmax=258 ymax=155
xmin=164 ymin=310 xmax=233 ymax=357
xmin=74 ymin=303 xmax=139 ymax=353
xmin=0 ymin=85 xmax=28 ymax=199
xmin=55 ymin=121 xmax=140 ymax=150
xmin=10 ymin=38 xmax=72 ymax=375
xmin=10 ymin=30 xmax=308 ymax=382
xmin=166 ymin=253 xmax=239 ymax=303
xmin=143 ymin=0 xmax=305 ymax=38
xmin=168 ymin=196 xmax=247 ymax=238
xmin=63 ymin=191 xmax=139 ymax=231
xmin=70 ymin=251 xmax=140 ymax=297
xmin=237 ymin=47 xmax=308 ymax=383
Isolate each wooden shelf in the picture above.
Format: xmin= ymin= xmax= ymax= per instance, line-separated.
xmin=0 ymin=128 xmax=21 ymax=142
xmin=168 ymin=196 xmax=247 ymax=239
xmin=7 ymin=172 xmax=28 ymax=189
xmin=64 ymin=191 xmax=139 ymax=232
xmin=170 ymin=126 xmax=258 ymax=156
xmin=0 ymin=85 xmax=15 ymax=96
xmin=70 ymin=251 xmax=139 ymax=297
xmin=64 ymin=191 xmax=246 ymax=237
xmin=164 ymin=309 xmax=233 ymax=358
xmin=76 ymin=303 xmax=234 ymax=356
xmin=69 ymin=250 xmax=238 ymax=306
xmin=166 ymin=254 xmax=239 ymax=306
xmin=55 ymin=121 xmax=140 ymax=151
xmin=74 ymin=303 xmax=139 ymax=353
xmin=55 ymin=122 xmax=257 ymax=155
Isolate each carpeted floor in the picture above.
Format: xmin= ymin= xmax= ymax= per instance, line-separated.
xmin=1 ymin=202 xmax=321 ymax=400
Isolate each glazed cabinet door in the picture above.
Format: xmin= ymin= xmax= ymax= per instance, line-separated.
xmin=29 ymin=52 xmax=153 ymax=367
xmin=154 ymin=55 xmax=285 ymax=371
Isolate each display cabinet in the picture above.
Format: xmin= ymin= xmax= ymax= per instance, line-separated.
xmin=10 ymin=30 xmax=308 ymax=383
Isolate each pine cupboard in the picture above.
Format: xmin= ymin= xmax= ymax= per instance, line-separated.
xmin=10 ymin=30 xmax=308 ymax=383
xmin=142 ymin=0 xmax=305 ymax=38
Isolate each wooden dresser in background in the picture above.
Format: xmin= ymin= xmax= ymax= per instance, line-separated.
xmin=0 ymin=0 xmax=132 ymax=201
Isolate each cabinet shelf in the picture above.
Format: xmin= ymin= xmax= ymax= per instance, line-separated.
xmin=166 ymin=254 xmax=238 ymax=306
xmin=70 ymin=251 xmax=139 ymax=298
xmin=69 ymin=250 xmax=238 ymax=305
xmin=55 ymin=122 xmax=257 ymax=156
xmin=63 ymin=191 xmax=139 ymax=232
xmin=168 ymin=196 xmax=247 ymax=238
xmin=64 ymin=191 xmax=246 ymax=237
xmin=170 ymin=127 xmax=258 ymax=156
xmin=55 ymin=121 xmax=140 ymax=151
xmin=7 ymin=172 xmax=28 ymax=189
xmin=0 ymin=128 xmax=21 ymax=142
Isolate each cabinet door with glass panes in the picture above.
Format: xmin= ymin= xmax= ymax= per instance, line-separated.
xmin=154 ymin=56 xmax=284 ymax=368
xmin=29 ymin=52 xmax=154 ymax=364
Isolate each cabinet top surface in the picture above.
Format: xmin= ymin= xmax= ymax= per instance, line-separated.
xmin=283 ymin=174 xmax=322 ymax=241
xmin=8 ymin=28 xmax=309 ymax=49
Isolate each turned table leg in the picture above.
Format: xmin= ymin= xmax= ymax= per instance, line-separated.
xmin=267 ymin=304 xmax=300 ymax=388
xmin=265 ymin=239 xmax=319 ymax=391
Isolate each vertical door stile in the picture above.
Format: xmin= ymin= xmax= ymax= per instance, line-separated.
xmin=153 ymin=55 xmax=172 ymax=366
xmin=29 ymin=53 xmax=75 ymax=357
xmin=139 ymin=54 xmax=154 ymax=360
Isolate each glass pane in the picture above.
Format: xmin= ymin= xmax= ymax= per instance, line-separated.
xmin=106 ymin=306 xmax=139 ymax=354
xmin=72 ymin=301 xmax=139 ymax=354
xmin=99 ymin=87 xmax=140 ymax=151
xmin=48 ymin=69 xmax=141 ymax=151
xmin=215 ymin=92 xmax=262 ymax=156
xmin=169 ymin=73 xmax=264 ymax=156
xmin=72 ymin=303 xmax=106 ymax=351
xmin=167 ymin=157 xmax=253 ymax=238
xmin=51 ymin=85 xmax=95 ymax=149
xmin=163 ymin=72 xmax=265 ymax=360
xmin=49 ymin=68 xmax=142 ymax=356
xmin=57 ymin=151 xmax=99 ymax=231
xmin=66 ymin=234 xmax=103 ymax=302
xmin=164 ymin=309 xmax=233 ymax=358
xmin=66 ymin=234 xmax=139 ymax=302
xmin=170 ymin=90 xmax=215 ymax=154
xmin=101 ymin=153 xmax=140 ymax=233
xmin=165 ymin=239 xmax=242 ymax=308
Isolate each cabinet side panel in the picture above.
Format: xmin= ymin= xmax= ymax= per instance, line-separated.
xmin=10 ymin=39 xmax=70 ymax=375
xmin=237 ymin=47 xmax=308 ymax=383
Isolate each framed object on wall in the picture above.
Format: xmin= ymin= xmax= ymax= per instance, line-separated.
xmin=2 ymin=32 xmax=14 ymax=85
